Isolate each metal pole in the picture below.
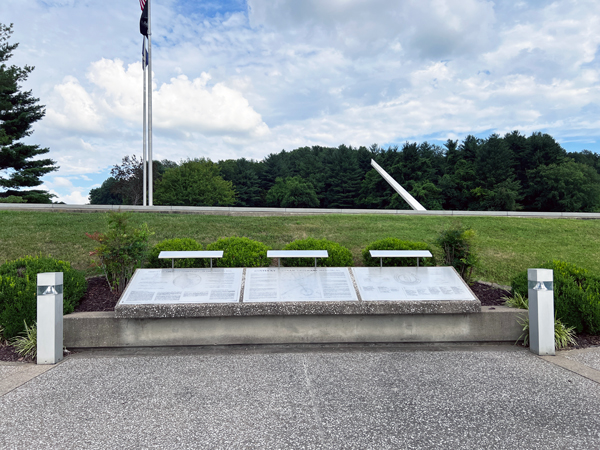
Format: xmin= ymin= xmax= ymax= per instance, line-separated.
xmin=148 ymin=0 xmax=153 ymax=206
xmin=142 ymin=37 xmax=147 ymax=206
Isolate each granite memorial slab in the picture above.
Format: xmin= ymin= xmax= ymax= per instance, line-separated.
xmin=243 ymin=267 xmax=358 ymax=302
xmin=352 ymin=266 xmax=477 ymax=302
xmin=118 ymin=268 xmax=243 ymax=305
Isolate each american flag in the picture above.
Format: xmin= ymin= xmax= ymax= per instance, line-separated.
xmin=139 ymin=0 xmax=149 ymax=36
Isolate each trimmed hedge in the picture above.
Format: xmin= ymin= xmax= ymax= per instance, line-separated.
xmin=206 ymin=237 xmax=271 ymax=267
xmin=0 ymin=256 xmax=86 ymax=339
xmin=512 ymin=260 xmax=600 ymax=334
xmin=362 ymin=238 xmax=437 ymax=267
xmin=282 ymin=238 xmax=353 ymax=267
xmin=147 ymin=238 xmax=205 ymax=269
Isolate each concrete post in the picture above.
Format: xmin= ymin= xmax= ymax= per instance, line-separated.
xmin=528 ymin=269 xmax=555 ymax=356
xmin=37 ymin=272 xmax=64 ymax=364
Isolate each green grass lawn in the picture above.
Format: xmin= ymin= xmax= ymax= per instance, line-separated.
xmin=0 ymin=210 xmax=598 ymax=285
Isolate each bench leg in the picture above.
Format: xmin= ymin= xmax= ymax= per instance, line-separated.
xmin=172 ymin=259 xmax=174 ymax=271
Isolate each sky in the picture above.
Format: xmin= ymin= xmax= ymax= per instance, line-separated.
xmin=1 ymin=0 xmax=599 ymax=204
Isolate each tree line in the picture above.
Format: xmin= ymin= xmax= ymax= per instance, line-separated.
xmin=90 ymin=131 xmax=600 ymax=212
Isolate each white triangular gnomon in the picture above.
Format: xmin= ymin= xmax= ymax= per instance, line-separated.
xmin=370 ymin=159 xmax=427 ymax=211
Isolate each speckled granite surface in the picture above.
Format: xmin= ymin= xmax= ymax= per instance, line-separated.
xmin=114 ymin=267 xmax=481 ymax=318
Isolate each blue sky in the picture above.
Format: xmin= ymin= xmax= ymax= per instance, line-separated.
xmin=1 ymin=0 xmax=599 ymax=203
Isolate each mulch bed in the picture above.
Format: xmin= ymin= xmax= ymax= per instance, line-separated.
xmin=1 ymin=277 xmax=598 ymax=362
xmin=0 ymin=345 xmax=22 ymax=362
xmin=469 ymin=282 xmax=510 ymax=307
xmin=73 ymin=276 xmax=120 ymax=312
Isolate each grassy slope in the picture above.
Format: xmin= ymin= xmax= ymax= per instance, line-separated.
xmin=0 ymin=210 xmax=598 ymax=285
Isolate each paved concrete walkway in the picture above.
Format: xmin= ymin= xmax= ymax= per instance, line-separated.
xmin=1 ymin=343 xmax=600 ymax=449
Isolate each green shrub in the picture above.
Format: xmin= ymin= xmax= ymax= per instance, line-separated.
xmin=147 ymin=238 xmax=205 ymax=269
xmin=435 ymin=223 xmax=478 ymax=282
xmin=0 ymin=196 xmax=26 ymax=203
xmin=361 ymin=238 xmax=437 ymax=267
xmin=0 ymin=255 xmax=86 ymax=339
xmin=282 ymin=238 xmax=353 ymax=267
xmin=87 ymin=212 xmax=152 ymax=294
xmin=511 ymin=260 xmax=600 ymax=334
xmin=206 ymin=237 xmax=271 ymax=267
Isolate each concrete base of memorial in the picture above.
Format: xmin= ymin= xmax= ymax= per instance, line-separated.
xmin=61 ymin=266 xmax=521 ymax=349
xmin=63 ymin=306 xmax=526 ymax=348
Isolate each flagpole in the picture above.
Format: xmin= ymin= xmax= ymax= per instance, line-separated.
xmin=142 ymin=37 xmax=147 ymax=206
xmin=147 ymin=0 xmax=153 ymax=206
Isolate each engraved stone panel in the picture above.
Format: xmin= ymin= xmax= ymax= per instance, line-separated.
xmin=119 ymin=268 xmax=243 ymax=305
xmin=244 ymin=267 xmax=358 ymax=302
xmin=353 ymin=267 xmax=476 ymax=301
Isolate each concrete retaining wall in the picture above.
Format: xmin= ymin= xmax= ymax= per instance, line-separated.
xmin=2 ymin=203 xmax=600 ymax=219
xmin=63 ymin=306 xmax=526 ymax=348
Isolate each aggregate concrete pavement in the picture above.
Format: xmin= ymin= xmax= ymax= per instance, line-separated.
xmin=1 ymin=343 xmax=600 ymax=449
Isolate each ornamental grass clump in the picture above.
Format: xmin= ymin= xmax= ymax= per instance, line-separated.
xmin=517 ymin=315 xmax=577 ymax=350
xmin=87 ymin=212 xmax=152 ymax=294
xmin=147 ymin=238 xmax=205 ymax=269
xmin=10 ymin=320 xmax=37 ymax=359
xmin=0 ymin=255 xmax=86 ymax=339
xmin=206 ymin=237 xmax=271 ymax=267
xmin=282 ymin=238 xmax=353 ymax=267
xmin=362 ymin=238 xmax=436 ymax=267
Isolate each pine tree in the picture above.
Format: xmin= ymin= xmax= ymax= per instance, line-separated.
xmin=0 ymin=24 xmax=57 ymax=203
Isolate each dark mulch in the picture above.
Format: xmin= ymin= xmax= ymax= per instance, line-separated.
xmin=572 ymin=334 xmax=600 ymax=349
xmin=0 ymin=344 xmax=22 ymax=362
xmin=470 ymin=282 xmax=510 ymax=307
xmin=73 ymin=276 xmax=119 ymax=312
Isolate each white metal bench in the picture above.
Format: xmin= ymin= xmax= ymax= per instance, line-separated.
xmin=267 ymin=250 xmax=329 ymax=268
xmin=158 ymin=250 xmax=224 ymax=269
xmin=369 ymin=250 xmax=432 ymax=268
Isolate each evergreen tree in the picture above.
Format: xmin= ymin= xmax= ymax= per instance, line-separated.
xmin=218 ymin=158 xmax=262 ymax=207
xmin=0 ymin=24 xmax=57 ymax=202
xmin=323 ymin=145 xmax=362 ymax=208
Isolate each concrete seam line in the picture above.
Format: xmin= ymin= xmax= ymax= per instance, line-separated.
xmin=0 ymin=363 xmax=57 ymax=397
xmin=302 ymin=355 xmax=326 ymax=444
xmin=538 ymin=354 xmax=600 ymax=385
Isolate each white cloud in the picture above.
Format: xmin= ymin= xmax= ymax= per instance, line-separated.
xmin=56 ymin=190 xmax=89 ymax=205
xmin=45 ymin=76 xmax=103 ymax=133
xmin=51 ymin=177 xmax=74 ymax=189
xmin=154 ymin=73 xmax=269 ymax=136
xmin=248 ymin=0 xmax=497 ymax=58
xmin=48 ymin=59 xmax=268 ymax=138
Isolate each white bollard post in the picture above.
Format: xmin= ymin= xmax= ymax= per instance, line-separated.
xmin=37 ymin=272 xmax=64 ymax=364
xmin=528 ymin=269 xmax=555 ymax=356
